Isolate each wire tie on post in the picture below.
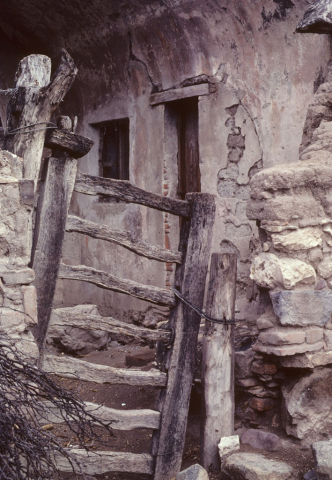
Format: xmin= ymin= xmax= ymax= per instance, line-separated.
xmin=171 ymin=288 xmax=236 ymax=325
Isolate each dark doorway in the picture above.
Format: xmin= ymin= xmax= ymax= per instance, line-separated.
xmin=169 ymin=97 xmax=201 ymax=200
xmin=99 ymin=118 xmax=129 ymax=180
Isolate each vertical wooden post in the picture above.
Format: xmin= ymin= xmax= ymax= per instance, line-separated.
xmin=153 ymin=193 xmax=215 ymax=480
xmin=200 ymin=253 xmax=237 ymax=472
xmin=32 ymin=117 xmax=78 ymax=357
xmin=4 ymin=50 xmax=77 ymax=190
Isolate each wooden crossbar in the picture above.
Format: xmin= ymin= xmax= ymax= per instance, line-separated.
xmin=74 ymin=171 xmax=191 ymax=217
xmin=50 ymin=307 xmax=171 ymax=343
xmin=58 ymin=263 xmax=176 ymax=307
xmin=43 ymin=355 xmax=167 ymax=387
xmin=66 ymin=215 xmax=183 ymax=264
xmin=54 ymin=449 xmax=154 ymax=475
xmin=39 ymin=401 xmax=161 ymax=430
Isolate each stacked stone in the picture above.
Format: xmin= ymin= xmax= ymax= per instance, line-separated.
xmin=0 ymin=149 xmax=38 ymax=361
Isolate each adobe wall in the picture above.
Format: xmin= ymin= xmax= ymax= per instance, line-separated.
xmin=0 ymin=0 xmax=330 ymax=336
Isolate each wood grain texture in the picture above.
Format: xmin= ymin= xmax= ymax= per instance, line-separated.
xmin=50 ymin=307 xmax=171 ymax=343
xmin=4 ymin=49 xmax=77 ymax=189
xmin=54 ymin=449 xmax=154 ymax=475
xmin=32 ymin=119 xmax=78 ymax=353
xmin=200 ymin=253 xmax=237 ymax=472
xmin=74 ymin=171 xmax=191 ymax=217
xmin=150 ymin=84 xmax=210 ymax=106
xmin=43 ymin=355 xmax=167 ymax=387
xmin=40 ymin=401 xmax=161 ymax=430
xmin=45 ymin=128 xmax=94 ymax=158
xmin=66 ymin=215 xmax=182 ymax=264
xmin=153 ymin=192 xmax=216 ymax=480
xmin=58 ymin=264 xmax=176 ymax=307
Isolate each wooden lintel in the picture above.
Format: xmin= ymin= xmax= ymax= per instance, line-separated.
xmin=150 ymin=83 xmax=210 ymax=106
xmin=45 ymin=128 xmax=94 ymax=158
xmin=43 ymin=355 xmax=167 ymax=387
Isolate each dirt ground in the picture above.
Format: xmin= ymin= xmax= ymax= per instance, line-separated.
xmin=53 ymin=342 xmax=314 ymax=480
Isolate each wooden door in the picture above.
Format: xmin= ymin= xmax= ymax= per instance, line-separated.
xmin=177 ymin=98 xmax=201 ymax=199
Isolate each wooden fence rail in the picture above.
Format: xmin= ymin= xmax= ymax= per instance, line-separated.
xmin=66 ymin=215 xmax=183 ymax=264
xmin=50 ymin=308 xmax=171 ymax=343
xmin=43 ymin=355 xmax=167 ymax=387
xmin=74 ymin=171 xmax=191 ymax=217
xmin=58 ymin=264 xmax=176 ymax=307
xmin=39 ymin=401 xmax=161 ymax=431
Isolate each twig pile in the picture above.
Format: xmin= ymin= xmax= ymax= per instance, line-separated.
xmin=0 ymin=335 xmax=113 ymax=479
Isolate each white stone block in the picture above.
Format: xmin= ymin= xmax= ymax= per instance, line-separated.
xmin=218 ymin=435 xmax=240 ymax=460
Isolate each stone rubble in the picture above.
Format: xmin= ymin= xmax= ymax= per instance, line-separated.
xmin=240 ymin=429 xmax=282 ymax=452
xmin=0 ymin=150 xmax=38 ymax=361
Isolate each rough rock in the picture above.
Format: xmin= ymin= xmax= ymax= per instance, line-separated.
xmin=240 ymin=429 xmax=282 ymax=452
xmin=317 ymin=257 xmax=332 ymax=280
xmin=282 ymin=368 xmax=332 ymax=441
xmin=271 ymin=227 xmax=322 ymax=252
xmin=312 ymin=441 xmax=332 ymax=480
xmin=125 ymin=347 xmax=155 ymax=367
xmin=250 ymin=253 xmax=316 ymax=290
xmin=251 ymin=360 xmax=277 ymax=376
xmin=222 ymin=452 xmax=293 ymax=479
xmin=248 ymin=397 xmax=276 ymax=412
xmin=279 ymin=351 xmax=332 ymax=368
xmin=258 ymin=328 xmax=305 ymax=346
xmin=175 ymin=464 xmax=209 ymax=480
xmin=235 ymin=349 xmax=256 ymax=379
xmin=218 ymin=435 xmax=240 ymax=460
xmin=2 ymin=268 xmax=35 ymax=285
xmin=48 ymin=305 xmax=110 ymax=354
xmin=256 ymin=306 xmax=278 ymax=330
xmin=303 ymin=469 xmax=317 ymax=480
xmin=253 ymin=340 xmax=324 ymax=356
xmin=270 ymin=290 xmax=332 ymax=327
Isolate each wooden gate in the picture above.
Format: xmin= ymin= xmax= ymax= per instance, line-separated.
xmin=31 ymin=117 xmax=216 ymax=480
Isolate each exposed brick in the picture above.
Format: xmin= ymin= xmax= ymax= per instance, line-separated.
xmin=165 ymin=236 xmax=171 ymax=249
xmin=258 ymin=329 xmax=305 ymax=346
xmin=306 ymin=327 xmax=324 ymax=344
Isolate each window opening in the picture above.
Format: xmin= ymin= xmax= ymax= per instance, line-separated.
xmin=99 ymin=118 xmax=129 ymax=180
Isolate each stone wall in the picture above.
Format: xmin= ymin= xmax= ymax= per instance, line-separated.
xmin=245 ymin=77 xmax=332 ymax=442
xmin=0 ymin=149 xmax=38 ymax=361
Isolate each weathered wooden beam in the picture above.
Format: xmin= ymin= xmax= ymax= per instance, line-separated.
xmin=44 ymin=129 xmax=94 ymax=158
xmin=32 ymin=117 xmax=78 ymax=356
xmin=50 ymin=307 xmax=171 ymax=343
xmin=54 ymin=449 xmax=154 ymax=475
xmin=153 ymin=192 xmax=216 ymax=480
xmin=66 ymin=215 xmax=183 ymax=264
xmin=58 ymin=264 xmax=176 ymax=307
xmin=39 ymin=401 xmax=161 ymax=430
xmin=43 ymin=355 xmax=167 ymax=387
xmin=150 ymin=84 xmax=210 ymax=106
xmin=200 ymin=253 xmax=236 ymax=472
xmin=4 ymin=50 xmax=77 ymax=189
xmin=74 ymin=171 xmax=191 ymax=217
